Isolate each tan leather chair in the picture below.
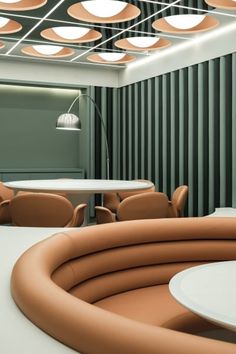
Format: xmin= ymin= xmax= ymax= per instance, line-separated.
xmin=11 ymin=218 xmax=236 ymax=354
xmin=10 ymin=193 xmax=86 ymax=227
xmin=0 ymin=181 xmax=14 ymax=224
xmin=168 ymin=185 xmax=189 ymax=217
xmin=96 ymin=192 xmax=169 ymax=224
xmin=103 ymin=179 xmax=155 ymax=214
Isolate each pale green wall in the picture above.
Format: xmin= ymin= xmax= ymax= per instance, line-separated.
xmin=0 ymin=84 xmax=90 ymax=172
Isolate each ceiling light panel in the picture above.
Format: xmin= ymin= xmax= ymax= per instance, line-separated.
xmin=40 ymin=26 xmax=102 ymax=43
xmin=0 ymin=0 xmax=47 ymax=11
xmin=205 ymin=0 xmax=236 ymax=10
xmin=0 ymin=0 xmax=234 ymax=68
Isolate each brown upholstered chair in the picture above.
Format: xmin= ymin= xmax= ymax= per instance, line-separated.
xmin=168 ymin=185 xmax=189 ymax=217
xmin=11 ymin=218 xmax=236 ymax=354
xmin=10 ymin=193 xmax=86 ymax=227
xmin=0 ymin=181 xmax=14 ymax=224
xmin=103 ymin=179 xmax=156 ymax=214
xmin=96 ymin=192 xmax=169 ymax=224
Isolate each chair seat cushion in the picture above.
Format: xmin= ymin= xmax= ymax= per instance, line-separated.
xmin=94 ymin=284 xmax=216 ymax=334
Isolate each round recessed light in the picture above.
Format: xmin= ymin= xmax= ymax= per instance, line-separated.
xmin=21 ymin=45 xmax=75 ymax=58
xmin=1 ymin=0 xmax=21 ymax=3
xmin=0 ymin=16 xmax=22 ymax=33
xmin=82 ymin=0 xmax=127 ymax=17
xmin=32 ymin=45 xmax=63 ymax=55
xmin=98 ymin=53 xmax=126 ymax=61
xmin=115 ymin=36 xmax=171 ymax=51
xmin=0 ymin=0 xmax=47 ymax=10
xmin=40 ymin=26 xmax=102 ymax=43
xmin=152 ymin=14 xmax=219 ymax=34
xmin=0 ymin=17 xmax=10 ymax=28
xmin=87 ymin=52 xmax=136 ymax=64
xmin=127 ymin=37 xmax=160 ymax=48
xmin=68 ymin=0 xmax=140 ymax=23
xmin=165 ymin=15 xmax=205 ymax=30
xmin=205 ymin=0 xmax=236 ymax=10
xmin=53 ymin=27 xmax=90 ymax=40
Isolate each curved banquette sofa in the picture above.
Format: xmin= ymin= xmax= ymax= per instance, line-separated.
xmin=11 ymin=218 xmax=236 ymax=354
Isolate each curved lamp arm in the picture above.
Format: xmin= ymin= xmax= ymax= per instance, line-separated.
xmin=67 ymin=93 xmax=110 ymax=180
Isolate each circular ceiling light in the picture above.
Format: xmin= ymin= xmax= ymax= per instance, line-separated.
xmin=152 ymin=14 xmax=219 ymax=34
xmin=127 ymin=37 xmax=160 ymax=47
xmin=165 ymin=15 xmax=205 ymax=30
xmin=68 ymin=0 xmax=140 ymax=23
xmin=0 ymin=0 xmax=47 ymax=11
xmin=41 ymin=26 xmax=102 ymax=43
xmin=87 ymin=52 xmax=136 ymax=64
xmin=0 ymin=16 xmax=22 ymax=33
xmin=205 ymin=0 xmax=236 ymax=10
xmin=21 ymin=45 xmax=75 ymax=58
xmin=115 ymin=36 xmax=171 ymax=51
xmin=82 ymin=0 xmax=127 ymax=17
xmin=99 ymin=53 xmax=126 ymax=61
xmin=1 ymin=0 xmax=21 ymax=3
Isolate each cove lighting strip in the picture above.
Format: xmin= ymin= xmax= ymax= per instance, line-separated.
xmin=0 ymin=52 xmax=126 ymax=68
xmin=70 ymin=0 xmax=182 ymax=62
xmin=6 ymin=0 xmax=66 ymax=55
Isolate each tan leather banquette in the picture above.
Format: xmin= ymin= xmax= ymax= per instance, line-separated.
xmin=11 ymin=218 xmax=236 ymax=354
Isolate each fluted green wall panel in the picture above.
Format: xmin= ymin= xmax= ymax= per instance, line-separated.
xmin=94 ymin=52 xmax=235 ymax=216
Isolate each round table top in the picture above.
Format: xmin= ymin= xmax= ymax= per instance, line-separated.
xmin=4 ymin=179 xmax=154 ymax=194
xmin=169 ymin=261 xmax=236 ymax=331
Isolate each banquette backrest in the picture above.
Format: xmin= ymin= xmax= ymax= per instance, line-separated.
xmin=11 ymin=218 xmax=236 ymax=354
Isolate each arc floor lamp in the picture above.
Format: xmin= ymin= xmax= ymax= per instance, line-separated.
xmin=56 ymin=93 xmax=110 ymax=179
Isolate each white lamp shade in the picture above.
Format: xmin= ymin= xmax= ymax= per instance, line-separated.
xmin=56 ymin=113 xmax=81 ymax=130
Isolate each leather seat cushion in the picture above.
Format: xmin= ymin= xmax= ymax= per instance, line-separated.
xmin=94 ymin=284 xmax=216 ymax=334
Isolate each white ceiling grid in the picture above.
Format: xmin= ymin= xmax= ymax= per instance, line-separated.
xmin=0 ymin=0 xmax=235 ymax=69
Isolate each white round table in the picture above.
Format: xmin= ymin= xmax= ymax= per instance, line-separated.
xmin=169 ymin=261 xmax=236 ymax=331
xmin=4 ymin=179 xmax=154 ymax=225
xmin=4 ymin=179 xmax=153 ymax=204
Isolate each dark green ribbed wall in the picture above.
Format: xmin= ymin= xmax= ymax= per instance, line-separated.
xmin=94 ymin=52 xmax=236 ymax=217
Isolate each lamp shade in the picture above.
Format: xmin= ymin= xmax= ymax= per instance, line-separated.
xmin=56 ymin=113 xmax=81 ymax=130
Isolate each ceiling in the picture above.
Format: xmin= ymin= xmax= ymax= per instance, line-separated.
xmin=0 ymin=0 xmax=235 ymax=69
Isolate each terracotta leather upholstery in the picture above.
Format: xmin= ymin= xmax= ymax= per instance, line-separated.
xmin=96 ymin=192 xmax=171 ymax=223
xmin=98 ymin=185 xmax=188 ymax=224
xmin=11 ymin=218 xmax=236 ymax=354
xmin=169 ymin=185 xmax=189 ymax=217
xmin=0 ymin=181 xmax=14 ymax=224
xmin=103 ymin=179 xmax=155 ymax=213
xmin=10 ymin=193 xmax=86 ymax=227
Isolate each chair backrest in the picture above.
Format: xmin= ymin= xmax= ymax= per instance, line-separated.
xmin=171 ymin=185 xmax=188 ymax=217
xmin=10 ymin=193 xmax=74 ymax=227
xmin=103 ymin=179 xmax=155 ymax=213
xmin=0 ymin=181 xmax=14 ymax=202
xmin=117 ymin=192 xmax=169 ymax=221
xmin=118 ymin=179 xmax=155 ymax=201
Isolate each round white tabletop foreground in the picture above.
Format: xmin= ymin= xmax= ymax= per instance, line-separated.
xmin=169 ymin=261 xmax=236 ymax=331
xmin=3 ymin=179 xmax=154 ymax=194
xmin=207 ymin=208 xmax=236 ymax=217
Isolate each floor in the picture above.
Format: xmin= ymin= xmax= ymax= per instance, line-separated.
xmin=0 ymin=226 xmax=79 ymax=354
